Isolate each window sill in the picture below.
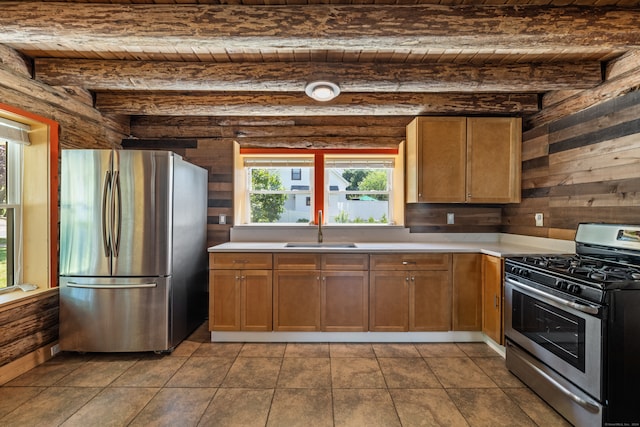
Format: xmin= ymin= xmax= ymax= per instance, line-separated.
xmin=0 ymin=287 xmax=57 ymax=311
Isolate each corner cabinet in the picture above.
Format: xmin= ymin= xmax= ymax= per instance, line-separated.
xmin=482 ymin=254 xmax=503 ymax=344
xmin=452 ymin=253 xmax=482 ymax=331
xmin=209 ymin=253 xmax=273 ymax=331
xmin=406 ymin=116 xmax=521 ymax=204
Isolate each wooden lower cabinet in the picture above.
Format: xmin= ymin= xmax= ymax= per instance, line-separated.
xmin=482 ymin=254 xmax=503 ymax=343
xmin=209 ymin=252 xmax=273 ymax=332
xmin=369 ymin=271 xmax=409 ymax=332
xmin=274 ymin=270 xmax=321 ymax=331
xmin=274 ymin=253 xmax=369 ymax=332
xmin=410 ymin=270 xmax=452 ymax=331
xmin=322 ymin=271 xmax=369 ymax=332
xmin=370 ymin=253 xmax=452 ymax=332
xmin=209 ymin=269 xmax=272 ymax=331
xmin=452 ymin=253 xmax=482 ymax=331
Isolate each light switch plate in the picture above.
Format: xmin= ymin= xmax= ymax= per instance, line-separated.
xmin=219 ymin=214 xmax=226 ymax=225
xmin=535 ymin=213 xmax=544 ymax=227
xmin=447 ymin=213 xmax=455 ymax=224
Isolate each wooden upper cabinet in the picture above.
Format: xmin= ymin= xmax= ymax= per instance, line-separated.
xmin=467 ymin=117 xmax=521 ymax=203
xmin=405 ymin=116 xmax=521 ymax=204
xmin=406 ymin=117 xmax=466 ymax=203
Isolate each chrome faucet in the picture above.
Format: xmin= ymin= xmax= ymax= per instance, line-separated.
xmin=317 ymin=210 xmax=323 ymax=243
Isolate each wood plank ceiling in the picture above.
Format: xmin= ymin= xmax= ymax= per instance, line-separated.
xmin=1 ymin=0 xmax=639 ymax=147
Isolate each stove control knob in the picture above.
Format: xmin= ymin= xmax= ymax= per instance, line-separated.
xmin=556 ymin=280 xmax=568 ymax=290
xmin=568 ymin=284 xmax=581 ymax=294
xmin=521 ymin=270 xmax=530 ymax=278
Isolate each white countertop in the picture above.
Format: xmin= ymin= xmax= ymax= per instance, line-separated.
xmin=208 ymin=241 xmax=572 ymax=258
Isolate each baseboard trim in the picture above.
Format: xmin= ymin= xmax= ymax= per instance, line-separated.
xmin=211 ymin=331 xmax=485 ymax=343
xmin=0 ymin=341 xmax=58 ymax=386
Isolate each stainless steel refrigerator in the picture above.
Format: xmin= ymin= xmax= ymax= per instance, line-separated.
xmin=59 ymin=149 xmax=207 ymax=352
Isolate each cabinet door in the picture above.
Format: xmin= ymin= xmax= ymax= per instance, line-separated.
xmin=410 ymin=270 xmax=451 ymax=331
xmin=406 ymin=117 xmax=466 ymax=203
xmin=452 ymin=253 xmax=482 ymax=331
xmin=369 ymin=271 xmax=408 ymax=332
xmin=467 ymin=117 xmax=521 ymax=203
xmin=482 ymin=255 xmax=503 ymax=343
xmin=241 ymin=270 xmax=273 ymax=331
xmin=209 ymin=269 xmax=240 ymax=331
xmin=274 ymin=270 xmax=321 ymax=331
xmin=322 ymin=271 xmax=368 ymax=332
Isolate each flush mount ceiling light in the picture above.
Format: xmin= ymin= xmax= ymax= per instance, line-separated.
xmin=304 ymin=81 xmax=340 ymax=102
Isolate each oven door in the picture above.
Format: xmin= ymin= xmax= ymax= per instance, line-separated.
xmin=504 ymin=276 xmax=603 ymax=400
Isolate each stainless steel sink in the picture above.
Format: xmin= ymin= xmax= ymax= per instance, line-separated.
xmin=285 ymin=242 xmax=357 ymax=248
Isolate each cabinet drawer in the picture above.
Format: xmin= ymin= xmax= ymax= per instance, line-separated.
xmin=210 ymin=252 xmax=273 ymax=270
xmin=322 ymin=253 xmax=369 ymax=271
xmin=274 ymin=253 xmax=321 ymax=270
xmin=370 ymin=253 xmax=451 ymax=271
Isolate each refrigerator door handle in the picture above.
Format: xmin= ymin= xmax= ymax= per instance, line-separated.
xmin=101 ymin=170 xmax=112 ymax=257
xmin=112 ymin=170 xmax=122 ymax=257
xmin=66 ymin=282 xmax=158 ymax=289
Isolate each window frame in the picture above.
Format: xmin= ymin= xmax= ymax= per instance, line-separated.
xmin=235 ymin=145 xmax=404 ymax=226
xmin=0 ymin=104 xmax=59 ymax=294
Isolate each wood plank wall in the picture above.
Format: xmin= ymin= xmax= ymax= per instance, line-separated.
xmin=0 ymin=293 xmax=59 ymax=368
xmin=405 ymin=203 xmax=502 ymax=233
xmin=503 ymin=89 xmax=640 ymax=240
xmin=122 ymin=137 xmax=234 ymax=247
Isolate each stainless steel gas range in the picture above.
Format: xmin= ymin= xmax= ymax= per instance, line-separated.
xmin=504 ymin=223 xmax=640 ymax=427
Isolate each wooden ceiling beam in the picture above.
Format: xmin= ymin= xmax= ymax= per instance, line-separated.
xmin=34 ymin=59 xmax=602 ymax=92
xmin=1 ymin=4 xmax=639 ymax=51
xmin=95 ymin=91 xmax=539 ymax=116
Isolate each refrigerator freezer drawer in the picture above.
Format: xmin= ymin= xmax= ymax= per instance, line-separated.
xmin=59 ymin=276 xmax=172 ymax=352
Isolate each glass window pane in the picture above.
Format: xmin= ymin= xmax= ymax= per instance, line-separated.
xmin=0 ymin=208 xmax=13 ymax=288
xmin=0 ymin=140 xmax=6 ymax=204
xmin=248 ymin=165 xmax=312 ymax=223
xmin=327 ymin=165 xmax=392 ymax=224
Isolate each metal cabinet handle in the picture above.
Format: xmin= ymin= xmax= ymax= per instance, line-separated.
xmin=402 ymin=261 xmax=417 ymax=265
xmin=506 ymin=278 xmax=600 ymax=315
xmin=494 ymin=294 xmax=499 ymax=308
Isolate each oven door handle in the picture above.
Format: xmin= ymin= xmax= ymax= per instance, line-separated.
xmin=506 ymin=278 xmax=600 ymax=315
xmin=506 ymin=341 xmax=601 ymax=413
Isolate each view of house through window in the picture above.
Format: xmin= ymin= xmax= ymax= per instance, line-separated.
xmin=243 ymin=154 xmax=395 ymax=225
xmin=246 ymin=158 xmax=313 ymax=223
xmin=325 ymin=158 xmax=393 ymax=224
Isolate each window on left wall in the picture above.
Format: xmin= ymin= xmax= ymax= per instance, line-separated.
xmin=0 ymin=138 xmax=23 ymax=288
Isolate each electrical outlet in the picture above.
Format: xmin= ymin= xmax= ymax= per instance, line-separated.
xmin=535 ymin=213 xmax=544 ymax=227
xmin=447 ymin=213 xmax=455 ymax=224
xmin=219 ymin=214 xmax=226 ymax=225
xmin=50 ymin=343 xmax=60 ymax=357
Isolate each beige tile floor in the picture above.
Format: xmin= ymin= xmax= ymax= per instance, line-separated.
xmin=0 ymin=323 xmax=572 ymax=427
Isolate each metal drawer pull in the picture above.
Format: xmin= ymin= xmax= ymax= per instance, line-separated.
xmin=507 ymin=342 xmax=600 ymax=413
xmin=402 ymin=261 xmax=417 ymax=265
xmin=506 ymin=278 xmax=599 ymax=315
xmin=67 ymin=282 xmax=157 ymax=289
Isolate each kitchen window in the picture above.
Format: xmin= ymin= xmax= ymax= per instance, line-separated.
xmin=0 ymin=136 xmax=24 ymax=288
xmin=236 ymin=145 xmax=404 ymax=225
xmin=325 ymin=157 xmax=393 ymax=224
xmin=244 ymin=157 xmax=314 ymax=224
